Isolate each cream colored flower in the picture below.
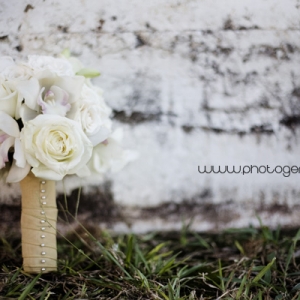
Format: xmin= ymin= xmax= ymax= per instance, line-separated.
xmin=37 ymin=85 xmax=71 ymax=116
xmin=0 ymin=57 xmax=32 ymax=118
xmin=21 ymin=114 xmax=93 ymax=180
xmin=24 ymin=55 xmax=74 ymax=77
xmin=0 ymin=78 xmax=18 ymax=117
xmin=19 ymin=76 xmax=85 ymax=122
xmin=73 ymin=84 xmax=112 ymax=146
xmin=0 ymin=111 xmax=30 ymax=182
xmin=88 ymin=128 xmax=137 ymax=176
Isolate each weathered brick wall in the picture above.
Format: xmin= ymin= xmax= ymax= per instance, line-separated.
xmin=1 ymin=0 xmax=300 ymax=233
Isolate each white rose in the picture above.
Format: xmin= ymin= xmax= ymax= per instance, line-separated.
xmin=0 ymin=57 xmax=15 ymax=74
xmin=0 ymin=111 xmax=30 ymax=182
xmin=2 ymin=66 xmax=31 ymax=81
xmin=0 ymin=58 xmax=32 ymax=82
xmin=73 ymin=84 xmax=112 ymax=146
xmin=21 ymin=114 xmax=93 ymax=180
xmin=0 ymin=79 xmax=18 ymax=117
xmin=24 ymin=55 xmax=74 ymax=77
xmin=88 ymin=128 xmax=137 ymax=176
xmin=0 ymin=57 xmax=33 ymax=118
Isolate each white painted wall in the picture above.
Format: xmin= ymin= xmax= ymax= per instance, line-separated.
xmin=1 ymin=0 xmax=300 ymax=230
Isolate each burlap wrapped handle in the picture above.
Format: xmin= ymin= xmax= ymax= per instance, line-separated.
xmin=20 ymin=172 xmax=58 ymax=273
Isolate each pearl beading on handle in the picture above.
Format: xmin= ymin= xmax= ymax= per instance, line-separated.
xmin=20 ymin=172 xmax=58 ymax=273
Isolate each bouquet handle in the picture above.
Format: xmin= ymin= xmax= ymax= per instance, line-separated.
xmin=20 ymin=172 xmax=58 ymax=273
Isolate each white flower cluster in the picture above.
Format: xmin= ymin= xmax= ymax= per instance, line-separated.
xmin=0 ymin=55 xmax=131 ymax=182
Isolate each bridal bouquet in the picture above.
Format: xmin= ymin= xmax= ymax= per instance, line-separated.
xmin=0 ymin=53 xmax=131 ymax=273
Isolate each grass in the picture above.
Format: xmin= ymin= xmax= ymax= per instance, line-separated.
xmin=1 ymin=217 xmax=300 ymax=299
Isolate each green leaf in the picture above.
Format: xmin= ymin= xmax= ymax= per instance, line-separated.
xmin=235 ymin=240 xmax=245 ymax=255
xmin=253 ymin=257 xmax=276 ymax=283
xmin=236 ymin=275 xmax=247 ymax=299
xmin=135 ymin=243 xmax=150 ymax=273
xmin=263 ymin=269 xmax=271 ymax=285
xmin=193 ymin=232 xmax=210 ymax=249
xmin=178 ymin=263 xmax=206 ymax=278
xmin=292 ymin=228 xmax=300 ymax=248
xmin=60 ymin=48 xmax=71 ymax=58
xmin=9 ymin=267 xmax=21 ymax=284
xmin=146 ymin=242 xmax=168 ymax=259
xmin=224 ymin=227 xmax=258 ymax=235
xmin=167 ymin=280 xmax=175 ymax=300
xmin=158 ymin=253 xmax=180 ymax=276
xmin=76 ymin=68 xmax=100 ymax=78
xmin=125 ymin=234 xmax=134 ymax=265
xmin=218 ymin=259 xmax=225 ymax=292
xmin=285 ymin=245 xmax=294 ymax=272
xmin=292 ymin=283 xmax=300 ymax=291
xmin=19 ymin=273 xmax=41 ymax=300
xmin=136 ymin=269 xmax=150 ymax=290
xmin=39 ymin=282 xmax=50 ymax=300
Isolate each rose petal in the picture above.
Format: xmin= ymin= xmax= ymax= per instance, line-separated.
xmin=0 ymin=136 xmax=14 ymax=168
xmin=0 ymin=57 xmax=15 ymax=73
xmin=31 ymin=166 xmax=63 ymax=181
xmin=88 ymin=126 xmax=111 ymax=146
xmin=26 ymin=55 xmax=74 ymax=77
xmin=0 ymin=89 xmax=17 ymax=117
xmin=0 ymin=111 xmax=20 ymax=137
xmin=15 ymin=77 xmax=40 ymax=111
xmin=53 ymin=76 xmax=85 ymax=103
xmin=19 ymin=104 xmax=39 ymax=122
xmin=14 ymin=138 xmax=26 ymax=168
xmin=67 ymin=57 xmax=84 ymax=73
xmin=6 ymin=160 xmax=31 ymax=183
xmin=75 ymin=165 xmax=91 ymax=177
xmin=110 ymin=127 xmax=123 ymax=143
